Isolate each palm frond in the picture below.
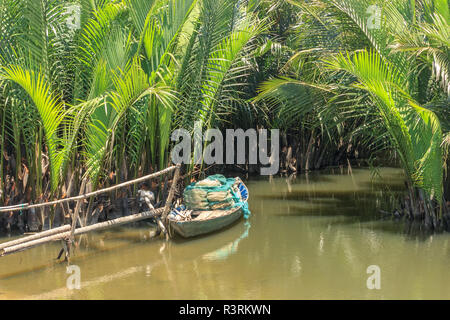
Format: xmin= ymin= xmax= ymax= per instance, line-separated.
xmin=0 ymin=65 xmax=66 ymax=190
xmin=328 ymin=49 xmax=443 ymax=201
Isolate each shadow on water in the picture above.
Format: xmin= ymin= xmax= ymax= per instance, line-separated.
xmin=249 ymin=167 xmax=443 ymax=240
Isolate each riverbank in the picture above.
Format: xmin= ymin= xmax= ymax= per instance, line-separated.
xmin=2 ymin=162 xmax=450 ymax=237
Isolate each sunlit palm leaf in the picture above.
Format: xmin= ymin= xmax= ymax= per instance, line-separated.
xmin=328 ymin=49 xmax=443 ymax=201
xmin=0 ymin=65 xmax=66 ymax=190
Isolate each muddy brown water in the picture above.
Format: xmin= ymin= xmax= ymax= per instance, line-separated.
xmin=1 ymin=167 xmax=450 ymax=299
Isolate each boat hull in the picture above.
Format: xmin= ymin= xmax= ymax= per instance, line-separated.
xmin=169 ymin=205 xmax=244 ymax=238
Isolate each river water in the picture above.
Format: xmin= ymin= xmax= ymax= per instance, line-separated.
xmin=1 ymin=167 xmax=450 ymax=299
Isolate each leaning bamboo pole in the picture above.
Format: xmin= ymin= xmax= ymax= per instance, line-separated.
xmin=0 ymin=224 xmax=72 ymax=251
xmin=0 ymin=203 xmax=31 ymax=210
xmin=162 ymin=165 xmax=181 ymax=223
xmin=68 ymin=178 xmax=87 ymax=250
xmin=0 ymin=208 xmax=165 ymax=256
xmin=161 ymin=165 xmax=181 ymax=240
xmin=0 ymin=166 xmax=178 ymax=213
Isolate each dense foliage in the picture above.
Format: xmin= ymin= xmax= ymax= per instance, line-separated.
xmin=0 ymin=0 xmax=448 ymax=229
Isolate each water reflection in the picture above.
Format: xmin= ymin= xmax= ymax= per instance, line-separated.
xmin=202 ymin=221 xmax=251 ymax=261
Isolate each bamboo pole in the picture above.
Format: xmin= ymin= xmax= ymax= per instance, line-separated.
xmin=162 ymin=164 xmax=181 ymax=223
xmin=0 ymin=166 xmax=177 ymax=213
xmin=0 ymin=203 xmax=30 ymax=210
xmin=70 ymin=178 xmax=87 ymax=243
xmin=0 ymin=224 xmax=72 ymax=250
xmin=0 ymin=208 xmax=165 ymax=256
xmin=64 ymin=178 xmax=87 ymax=261
xmin=160 ymin=164 xmax=181 ymax=240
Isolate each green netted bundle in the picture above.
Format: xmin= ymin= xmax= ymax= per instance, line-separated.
xmin=183 ymin=175 xmax=240 ymax=211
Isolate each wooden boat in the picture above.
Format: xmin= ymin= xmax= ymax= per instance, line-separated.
xmin=168 ymin=179 xmax=249 ymax=238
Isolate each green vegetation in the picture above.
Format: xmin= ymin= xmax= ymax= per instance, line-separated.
xmin=0 ymin=0 xmax=448 ymax=230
